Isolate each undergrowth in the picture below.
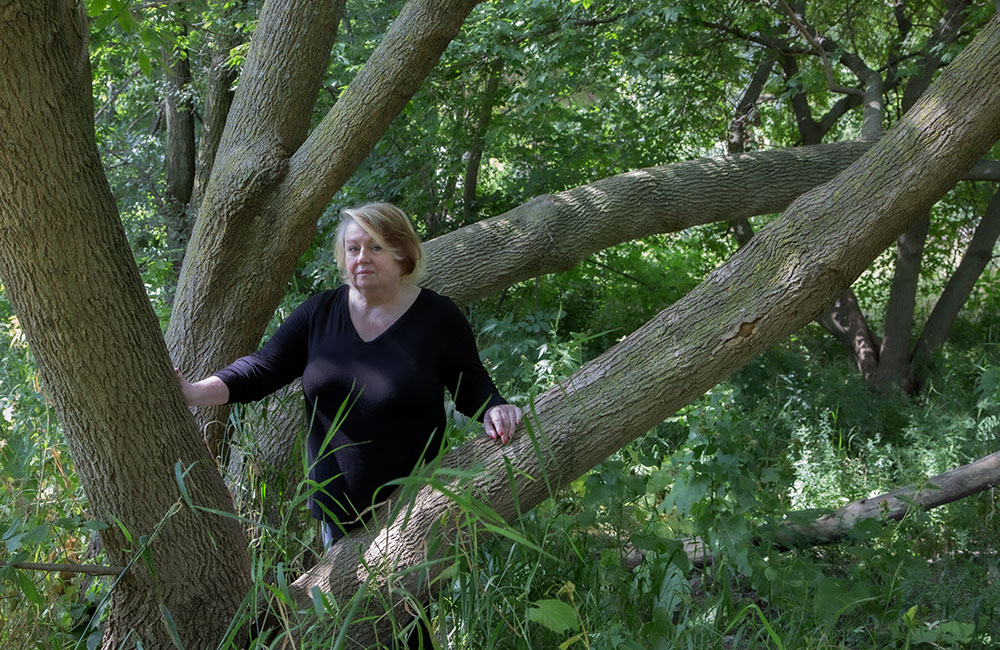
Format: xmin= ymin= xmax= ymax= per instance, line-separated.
xmin=3 ymin=301 xmax=1000 ymax=648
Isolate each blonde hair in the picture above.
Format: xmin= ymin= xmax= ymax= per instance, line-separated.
xmin=334 ymin=203 xmax=423 ymax=282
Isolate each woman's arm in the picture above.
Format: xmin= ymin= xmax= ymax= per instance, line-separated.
xmin=175 ymin=368 xmax=230 ymax=407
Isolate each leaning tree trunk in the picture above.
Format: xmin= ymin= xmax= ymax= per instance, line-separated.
xmin=422 ymin=140 xmax=874 ymax=303
xmin=0 ymin=4 xmax=251 ymax=647
xmin=290 ymin=14 xmax=1000 ymax=646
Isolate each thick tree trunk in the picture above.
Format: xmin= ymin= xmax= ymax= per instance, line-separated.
xmin=911 ymin=187 xmax=1000 ymax=385
xmin=0 ymin=4 xmax=251 ymax=647
xmin=290 ymin=15 xmax=1000 ymax=645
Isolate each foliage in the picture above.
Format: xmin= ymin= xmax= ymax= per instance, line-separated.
xmin=4 ymin=0 xmax=1000 ymax=647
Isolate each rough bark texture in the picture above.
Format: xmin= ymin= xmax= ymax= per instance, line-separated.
xmin=0 ymin=4 xmax=251 ymax=647
xmin=422 ymin=140 xmax=874 ymax=304
xmin=289 ymin=15 xmax=1000 ymax=646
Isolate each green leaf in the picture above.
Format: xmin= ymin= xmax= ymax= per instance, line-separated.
xmin=174 ymin=461 xmax=194 ymax=509
xmin=311 ymin=585 xmax=329 ymax=618
xmin=83 ymin=519 xmax=109 ymax=532
xmin=527 ymin=599 xmax=579 ymax=634
xmin=138 ymin=51 xmax=153 ymax=78
xmin=936 ymin=620 xmax=976 ymax=643
xmin=86 ymin=0 xmax=108 ymax=18
xmin=16 ymin=571 xmax=45 ymax=605
xmin=159 ymin=603 xmax=185 ymax=650
xmin=86 ymin=631 xmax=102 ymax=650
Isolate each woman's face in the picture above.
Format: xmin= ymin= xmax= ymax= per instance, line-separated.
xmin=343 ymin=221 xmax=404 ymax=293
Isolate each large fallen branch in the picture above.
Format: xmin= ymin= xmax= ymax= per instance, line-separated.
xmin=776 ymin=449 xmax=1000 ymax=548
xmin=668 ymin=449 xmax=1000 ymax=569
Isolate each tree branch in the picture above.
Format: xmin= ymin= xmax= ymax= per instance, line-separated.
xmin=776 ymin=0 xmax=864 ymax=97
xmin=7 ymin=561 xmax=126 ymax=577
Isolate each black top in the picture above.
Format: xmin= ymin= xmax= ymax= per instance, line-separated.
xmin=215 ymin=285 xmax=507 ymax=525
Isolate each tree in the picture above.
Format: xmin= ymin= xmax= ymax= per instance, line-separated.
xmin=2 ymin=1 xmax=1000 ymax=648
xmin=0 ymin=3 xmax=249 ymax=647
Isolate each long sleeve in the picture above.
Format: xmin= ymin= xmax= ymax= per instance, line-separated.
xmin=436 ymin=294 xmax=507 ymax=420
xmin=213 ymin=292 xmax=324 ymax=404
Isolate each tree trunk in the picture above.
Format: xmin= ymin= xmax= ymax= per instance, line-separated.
xmin=0 ymin=4 xmax=251 ymax=647
xmin=163 ymin=26 xmax=196 ymax=270
xmin=189 ymin=24 xmax=241 ymax=215
xmin=682 ymin=448 xmax=1000 ymax=568
xmin=873 ymin=0 xmax=970 ymax=393
xmin=875 ymin=212 xmax=930 ymax=391
xmin=911 ymin=187 xmax=1000 ymax=385
xmin=290 ymin=15 xmax=1000 ymax=645
xmin=777 ymin=449 xmax=1000 ymax=548
xmin=726 ymin=52 xmax=774 ymax=247
xmin=462 ymin=59 xmax=503 ymax=222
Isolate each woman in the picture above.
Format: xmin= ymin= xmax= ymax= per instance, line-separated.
xmin=177 ymin=203 xmax=521 ymax=547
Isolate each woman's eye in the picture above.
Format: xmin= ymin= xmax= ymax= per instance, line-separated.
xmin=371 ymin=245 xmax=382 ymax=252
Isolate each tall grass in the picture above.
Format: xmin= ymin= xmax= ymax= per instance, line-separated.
xmin=3 ymin=298 xmax=1000 ymax=648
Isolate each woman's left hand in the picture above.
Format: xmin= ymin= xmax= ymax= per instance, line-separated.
xmin=485 ymin=404 xmax=523 ymax=445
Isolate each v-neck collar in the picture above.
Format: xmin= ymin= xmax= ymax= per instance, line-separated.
xmin=347 ymin=286 xmax=422 ymax=343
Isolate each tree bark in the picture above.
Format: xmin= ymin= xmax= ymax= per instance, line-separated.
xmin=422 ymin=140 xmax=874 ymax=303
xmin=876 ymin=212 xmax=930 ymax=391
xmin=189 ymin=22 xmax=242 ymax=215
xmin=777 ymin=449 xmax=1000 ymax=548
xmin=873 ymin=0 xmax=970 ymax=393
xmin=681 ymin=448 xmax=1000 ymax=568
xmin=290 ymin=15 xmax=1000 ymax=645
xmin=462 ymin=59 xmax=503 ymax=223
xmin=726 ymin=52 xmax=775 ymax=247
xmin=0 ymin=4 xmax=251 ymax=647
